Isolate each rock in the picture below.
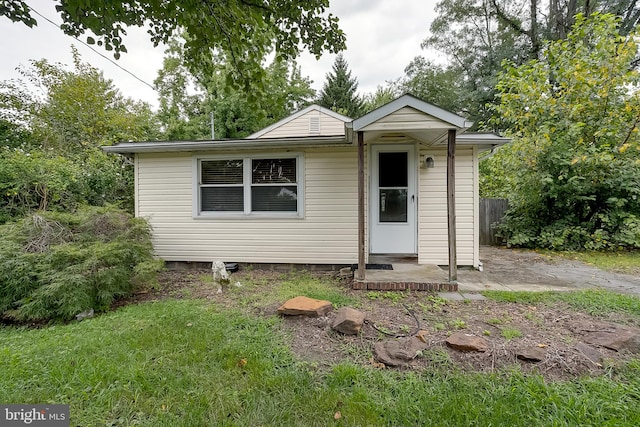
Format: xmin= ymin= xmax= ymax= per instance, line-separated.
xmin=516 ymin=346 xmax=546 ymax=362
xmin=75 ymin=309 xmax=94 ymax=321
xmin=584 ymin=324 xmax=640 ymax=354
xmin=331 ymin=307 xmax=365 ymax=335
xmin=575 ymin=342 xmax=603 ymax=364
xmin=374 ymin=336 xmax=430 ymax=367
xmin=277 ymin=296 xmax=333 ymax=317
xmin=445 ymin=333 xmax=489 ymax=352
xmin=338 ymin=266 xmax=353 ymax=279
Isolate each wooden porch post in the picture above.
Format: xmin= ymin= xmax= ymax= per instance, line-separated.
xmin=447 ymin=129 xmax=457 ymax=284
xmin=357 ymin=131 xmax=366 ymax=281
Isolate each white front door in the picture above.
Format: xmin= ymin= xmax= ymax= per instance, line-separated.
xmin=370 ymin=145 xmax=417 ymax=254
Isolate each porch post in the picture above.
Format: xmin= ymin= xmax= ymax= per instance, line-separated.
xmin=357 ymin=131 xmax=366 ymax=281
xmin=447 ymin=129 xmax=457 ymax=284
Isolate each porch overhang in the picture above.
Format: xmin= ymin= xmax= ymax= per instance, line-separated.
xmin=351 ymin=94 xmax=474 ymax=285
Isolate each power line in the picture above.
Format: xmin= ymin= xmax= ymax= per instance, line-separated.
xmin=27 ymin=5 xmax=156 ymax=90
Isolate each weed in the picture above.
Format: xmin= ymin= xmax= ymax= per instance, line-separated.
xmin=487 ymin=317 xmax=504 ymax=325
xmin=452 ymin=319 xmax=467 ymax=329
xmin=433 ymin=322 xmax=446 ymax=331
xmin=483 ymin=330 xmax=492 ymax=336
xmin=367 ymin=291 xmax=383 ymax=300
xmin=501 ymin=327 xmax=523 ymax=340
xmin=366 ymin=291 xmax=405 ymax=305
xmin=421 ymin=348 xmax=452 ymax=367
xmin=420 ymin=295 xmax=448 ymax=315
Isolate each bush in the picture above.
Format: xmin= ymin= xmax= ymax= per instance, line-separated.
xmin=0 ymin=148 xmax=135 ymax=224
xmin=0 ymin=206 xmax=162 ymax=322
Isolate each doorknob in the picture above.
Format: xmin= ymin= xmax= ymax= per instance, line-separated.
xmin=411 ymin=195 xmax=415 ymax=202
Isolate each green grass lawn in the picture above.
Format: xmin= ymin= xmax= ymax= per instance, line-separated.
xmin=2 ymin=291 xmax=640 ymax=426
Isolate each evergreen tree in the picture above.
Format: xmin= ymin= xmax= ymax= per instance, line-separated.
xmin=317 ymin=54 xmax=363 ymax=118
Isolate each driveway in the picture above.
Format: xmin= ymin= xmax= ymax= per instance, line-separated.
xmin=458 ymin=246 xmax=640 ymax=296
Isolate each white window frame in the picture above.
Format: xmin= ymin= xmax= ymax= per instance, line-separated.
xmin=193 ymin=153 xmax=304 ymax=219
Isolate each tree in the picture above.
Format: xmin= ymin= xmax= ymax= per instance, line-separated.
xmin=154 ymin=38 xmax=315 ymax=140
xmin=362 ymin=84 xmax=399 ymax=114
xmin=398 ymin=57 xmax=466 ymax=114
xmin=0 ymin=48 xmax=159 ymax=220
xmin=424 ymin=0 xmax=640 ymax=126
xmin=486 ymin=13 xmax=640 ymax=250
xmin=1 ymin=0 xmax=345 ymax=94
xmin=317 ymin=54 xmax=363 ymax=118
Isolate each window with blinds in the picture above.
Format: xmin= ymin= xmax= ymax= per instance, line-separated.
xmin=198 ymin=156 xmax=301 ymax=215
xmin=200 ymin=159 xmax=244 ymax=212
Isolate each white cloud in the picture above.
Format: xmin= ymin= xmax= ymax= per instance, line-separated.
xmin=0 ymin=0 xmax=441 ymax=106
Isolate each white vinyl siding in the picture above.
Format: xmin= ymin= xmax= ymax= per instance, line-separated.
xmin=418 ymin=147 xmax=478 ymax=267
xmin=258 ymin=110 xmax=346 ymax=138
xmin=361 ymin=107 xmax=450 ymax=132
xmin=137 ymin=148 xmax=358 ymax=264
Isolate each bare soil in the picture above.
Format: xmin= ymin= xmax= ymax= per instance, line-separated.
xmin=142 ymin=268 xmax=640 ymax=382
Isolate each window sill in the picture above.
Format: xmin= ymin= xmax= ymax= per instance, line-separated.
xmin=193 ymin=213 xmax=304 ymax=220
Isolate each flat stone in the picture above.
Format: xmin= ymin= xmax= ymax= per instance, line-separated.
xmin=575 ymin=342 xmax=603 ymax=364
xmin=516 ymin=346 xmax=546 ymax=362
xmin=445 ymin=333 xmax=489 ymax=352
xmin=374 ymin=336 xmax=430 ymax=367
xmin=584 ymin=324 xmax=640 ymax=353
xmin=461 ymin=293 xmax=486 ymax=301
xmin=277 ymin=296 xmax=333 ymax=317
xmin=331 ymin=307 xmax=365 ymax=335
xmin=438 ymin=292 xmax=464 ymax=301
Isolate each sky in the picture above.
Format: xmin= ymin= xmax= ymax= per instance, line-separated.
xmin=0 ymin=0 xmax=441 ymax=108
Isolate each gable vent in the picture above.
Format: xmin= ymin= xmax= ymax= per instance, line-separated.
xmin=309 ymin=116 xmax=320 ymax=133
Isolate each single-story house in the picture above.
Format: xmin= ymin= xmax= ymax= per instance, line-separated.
xmin=104 ymin=94 xmax=508 ymax=282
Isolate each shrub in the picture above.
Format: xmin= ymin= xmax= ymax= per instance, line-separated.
xmin=0 ymin=206 xmax=162 ymax=322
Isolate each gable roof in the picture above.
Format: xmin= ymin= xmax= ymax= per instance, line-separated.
xmin=248 ymin=104 xmax=352 ymax=139
xmin=349 ymin=94 xmax=473 ymax=131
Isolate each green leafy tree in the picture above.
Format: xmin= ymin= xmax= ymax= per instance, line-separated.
xmin=317 ymin=54 xmax=364 ymax=118
xmin=398 ymin=57 xmax=466 ymax=114
xmin=424 ymin=0 xmax=640 ymax=126
xmin=362 ymin=84 xmax=399 ymax=114
xmin=155 ymin=38 xmax=315 ymax=140
xmin=1 ymin=0 xmax=345 ymax=95
xmin=487 ymin=13 xmax=640 ymax=250
xmin=0 ymin=48 xmax=158 ymax=220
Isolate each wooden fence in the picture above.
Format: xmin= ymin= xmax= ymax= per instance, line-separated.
xmin=479 ymin=198 xmax=509 ymax=246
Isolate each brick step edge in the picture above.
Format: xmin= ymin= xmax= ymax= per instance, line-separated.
xmin=352 ymin=281 xmax=458 ymax=291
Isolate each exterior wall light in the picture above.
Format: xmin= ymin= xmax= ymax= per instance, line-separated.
xmin=424 ymin=156 xmax=435 ymax=169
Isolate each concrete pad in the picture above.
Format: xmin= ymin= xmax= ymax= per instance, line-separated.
xmin=358 ymin=262 xmax=448 ymax=283
xmin=461 ymin=293 xmax=486 ymax=301
xmin=438 ymin=292 xmax=464 ymax=301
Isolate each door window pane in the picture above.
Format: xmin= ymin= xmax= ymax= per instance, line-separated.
xmin=379 ymin=189 xmax=407 ymax=222
xmin=379 ymin=152 xmax=407 ymax=187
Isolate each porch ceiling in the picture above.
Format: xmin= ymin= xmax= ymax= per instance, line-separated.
xmin=361 ymin=129 xmax=452 ymax=145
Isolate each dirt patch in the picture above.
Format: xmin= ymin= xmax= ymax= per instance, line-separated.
xmin=148 ymin=269 xmax=640 ymax=381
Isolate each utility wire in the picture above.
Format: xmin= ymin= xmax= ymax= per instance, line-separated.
xmin=28 ymin=5 xmax=156 ymax=90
